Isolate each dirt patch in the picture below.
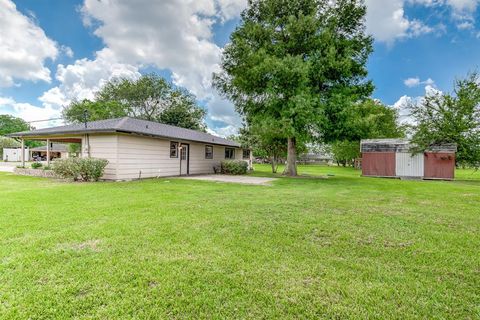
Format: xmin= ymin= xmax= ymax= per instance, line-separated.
xmin=180 ymin=174 xmax=276 ymax=185
xmin=58 ymin=239 xmax=102 ymax=252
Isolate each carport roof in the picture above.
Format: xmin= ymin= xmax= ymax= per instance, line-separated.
xmin=8 ymin=117 xmax=241 ymax=147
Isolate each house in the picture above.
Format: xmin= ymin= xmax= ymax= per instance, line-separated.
xmin=360 ymin=139 xmax=457 ymax=180
xmin=8 ymin=117 xmax=250 ymax=180
xmin=30 ymin=143 xmax=70 ymax=161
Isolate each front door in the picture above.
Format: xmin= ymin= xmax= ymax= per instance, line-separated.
xmin=180 ymin=144 xmax=189 ymax=175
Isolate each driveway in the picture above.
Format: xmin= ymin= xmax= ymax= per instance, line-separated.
xmin=0 ymin=162 xmax=19 ymax=173
xmin=180 ymin=174 xmax=276 ymax=185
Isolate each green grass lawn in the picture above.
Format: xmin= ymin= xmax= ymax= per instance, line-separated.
xmin=0 ymin=165 xmax=479 ymax=319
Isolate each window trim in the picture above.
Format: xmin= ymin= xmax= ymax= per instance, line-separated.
xmin=205 ymin=145 xmax=213 ymax=159
xmin=225 ymin=147 xmax=235 ymax=160
xmin=243 ymin=149 xmax=250 ymax=160
xmin=170 ymin=141 xmax=179 ymax=158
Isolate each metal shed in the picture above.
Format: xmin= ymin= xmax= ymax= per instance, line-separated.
xmin=360 ymin=139 xmax=457 ymax=180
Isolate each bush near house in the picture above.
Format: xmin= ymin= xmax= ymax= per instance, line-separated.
xmin=220 ymin=160 xmax=248 ymax=175
xmin=30 ymin=162 xmax=42 ymax=169
xmin=53 ymin=158 xmax=108 ymax=182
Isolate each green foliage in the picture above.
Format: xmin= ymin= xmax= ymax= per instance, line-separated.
xmin=214 ymin=0 xmax=373 ymax=175
xmin=43 ymin=165 xmax=52 ymax=171
xmin=0 ymin=115 xmax=30 ymax=136
xmin=53 ymin=158 xmax=108 ymax=182
xmin=326 ymin=99 xmax=405 ymax=142
xmin=31 ymin=162 xmax=43 ymax=169
xmin=330 ymin=140 xmax=360 ymax=167
xmin=67 ymin=143 xmax=81 ymax=155
xmin=221 ymin=160 xmax=248 ymax=175
xmin=62 ymin=74 xmax=207 ymax=131
xmin=62 ymin=100 xmax=127 ymax=124
xmin=410 ymin=72 xmax=480 ymax=168
xmin=0 ymin=137 xmax=20 ymax=158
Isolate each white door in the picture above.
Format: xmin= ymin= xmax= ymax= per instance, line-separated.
xmin=396 ymin=152 xmax=424 ymax=178
xmin=180 ymin=144 xmax=189 ymax=175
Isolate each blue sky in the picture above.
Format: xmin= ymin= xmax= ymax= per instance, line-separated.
xmin=1 ymin=0 xmax=479 ymax=134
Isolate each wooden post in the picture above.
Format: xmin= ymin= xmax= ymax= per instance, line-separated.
xmin=21 ymin=138 xmax=25 ymax=167
xmin=47 ymin=139 xmax=50 ymax=167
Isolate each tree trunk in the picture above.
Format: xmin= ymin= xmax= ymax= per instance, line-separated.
xmin=285 ymin=137 xmax=297 ymax=176
xmin=271 ymin=156 xmax=277 ymax=173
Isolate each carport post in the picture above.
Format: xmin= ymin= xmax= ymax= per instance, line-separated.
xmin=47 ymin=139 xmax=50 ymax=167
xmin=21 ymin=138 xmax=25 ymax=167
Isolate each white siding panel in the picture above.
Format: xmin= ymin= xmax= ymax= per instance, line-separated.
xmin=84 ymin=135 xmax=118 ymax=180
xmin=396 ymin=152 xmax=424 ymax=178
xmin=116 ymin=135 xmax=179 ymax=179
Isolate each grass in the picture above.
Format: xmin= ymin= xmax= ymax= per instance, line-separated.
xmin=0 ymin=165 xmax=479 ymax=319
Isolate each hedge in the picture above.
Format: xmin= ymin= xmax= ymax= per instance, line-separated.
xmin=53 ymin=158 xmax=108 ymax=182
xmin=220 ymin=160 xmax=248 ymax=175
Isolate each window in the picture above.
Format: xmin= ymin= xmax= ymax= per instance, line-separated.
xmin=243 ymin=149 xmax=250 ymax=160
xmin=170 ymin=142 xmax=178 ymax=158
xmin=205 ymin=145 xmax=213 ymax=159
xmin=225 ymin=147 xmax=235 ymax=159
xmin=180 ymin=146 xmax=187 ymax=160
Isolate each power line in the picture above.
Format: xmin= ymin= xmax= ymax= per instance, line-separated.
xmin=27 ymin=118 xmax=64 ymax=124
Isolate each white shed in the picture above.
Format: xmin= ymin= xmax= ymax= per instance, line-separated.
xmin=2 ymin=148 xmax=30 ymax=162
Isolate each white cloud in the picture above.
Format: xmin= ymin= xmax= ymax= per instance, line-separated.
xmin=404 ymin=77 xmax=435 ymax=87
xmin=365 ymin=0 xmax=435 ymax=44
xmin=39 ymin=49 xmax=141 ymax=109
xmin=392 ymin=84 xmax=443 ymax=125
xmin=0 ymin=96 xmax=62 ymax=129
xmin=0 ymin=0 xmax=58 ymax=87
xmin=75 ymin=0 xmax=246 ymax=134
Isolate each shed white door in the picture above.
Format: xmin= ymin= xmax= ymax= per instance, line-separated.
xmin=396 ymin=152 xmax=424 ymax=178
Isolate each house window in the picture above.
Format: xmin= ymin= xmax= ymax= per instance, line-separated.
xmin=225 ymin=147 xmax=235 ymax=159
xmin=205 ymin=145 xmax=213 ymax=159
xmin=170 ymin=142 xmax=178 ymax=158
xmin=243 ymin=149 xmax=250 ymax=160
xmin=180 ymin=146 xmax=187 ymax=160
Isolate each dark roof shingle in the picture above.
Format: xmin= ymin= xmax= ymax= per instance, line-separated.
xmin=8 ymin=117 xmax=240 ymax=147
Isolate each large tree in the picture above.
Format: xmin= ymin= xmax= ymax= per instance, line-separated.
xmin=0 ymin=115 xmax=30 ymax=136
xmin=62 ymin=74 xmax=207 ymax=131
xmin=214 ymin=0 xmax=373 ymax=176
xmin=409 ymin=72 xmax=480 ymax=168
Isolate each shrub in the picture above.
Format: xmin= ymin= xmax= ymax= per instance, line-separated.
xmin=43 ymin=165 xmax=52 ymax=171
xmin=31 ymin=162 xmax=43 ymax=169
xmin=53 ymin=158 xmax=108 ymax=182
xmin=78 ymin=158 xmax=109 ymax=182
xmin=220 ymin=160 xmax=248 ymax=175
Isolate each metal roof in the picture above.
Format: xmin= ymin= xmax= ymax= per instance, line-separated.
xmin=360 ymin=138 xmax=456 ymax=153
xmin=8 ymin=117 xmax=240 ymax=147
xmin=30 ymin=143 xmax=68 ymax=152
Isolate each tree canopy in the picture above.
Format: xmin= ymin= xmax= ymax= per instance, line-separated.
xmin=214 ymin=0 xmax=373 ymax=175
xmin=62 ymin=74 xmax=207 ymax=131
xmin=0 ymin=115 xmax=31 ymax=136
xmin=410 ymin=72 xmax=480 ymax=168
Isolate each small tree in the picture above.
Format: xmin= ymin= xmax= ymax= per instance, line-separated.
xmin=331 ymin=140 xmax=360 ymax=167
xmin=409 ymin=72 xmax=480 ymax=168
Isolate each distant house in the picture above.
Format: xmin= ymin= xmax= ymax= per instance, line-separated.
xmin=8 ymin=117 xmax=250 ymax=180
xmin=360 ymin=139 xmax=456 ymax=180
xmin=31 ymin=143 xmax=69 ymax=161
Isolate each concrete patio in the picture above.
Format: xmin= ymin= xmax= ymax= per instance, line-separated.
xmin=180 ymin=174 xmax=276 ymax=185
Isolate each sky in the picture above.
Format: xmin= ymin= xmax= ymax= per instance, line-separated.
xmin=1 ymin=0 xmax=480 ymax=135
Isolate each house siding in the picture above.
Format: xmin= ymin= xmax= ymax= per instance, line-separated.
xmin=82 ymin=135 xmax=118 ymax=180
xmin=85 ymin=133 xmax=244 ymax=180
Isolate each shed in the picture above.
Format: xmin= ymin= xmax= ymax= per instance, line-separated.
xmin=360 ymin=139 xmax=457 ymax=180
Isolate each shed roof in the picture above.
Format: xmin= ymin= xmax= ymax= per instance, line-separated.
xmin=8 ymin=117 xmax=240 ymax=147
xmin=360 ymin=138 xmax=457 ymax=153
xmin=30 ymin=144 xmax=68 ymax=152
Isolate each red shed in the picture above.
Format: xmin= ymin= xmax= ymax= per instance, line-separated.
xmin=360 ymin=139 xmax=457 ymax=180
